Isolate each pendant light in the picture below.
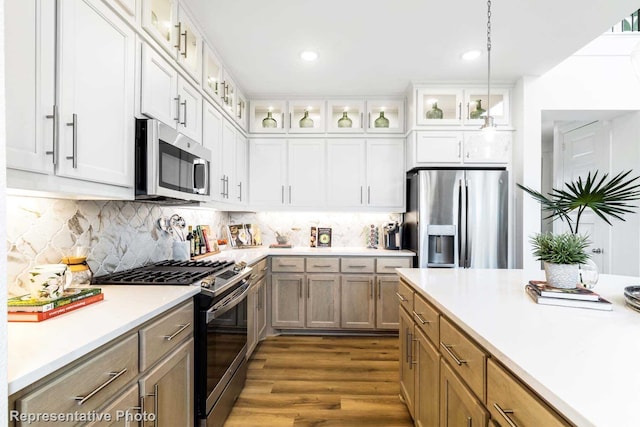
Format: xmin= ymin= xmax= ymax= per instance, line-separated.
xmin=480 ymin=0 xmax=497 ymax=139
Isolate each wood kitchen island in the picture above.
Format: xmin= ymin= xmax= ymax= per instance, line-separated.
xmin=397 ymin=268 xmax=640 ymax=427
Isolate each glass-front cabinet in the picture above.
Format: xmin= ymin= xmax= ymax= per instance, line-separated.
xmin=221 ymin=74 xmax=236 ymax=116
xmin=366 ymin=100 xmax=404 ymax=133
xmin=175 ymin=4 xmax=202 ymax=81
xmin=463 ymin=88 xmax=510 ymax=126
xmin=288 ymin=100 xmax=325 ymax=133
xmin=235 ymin=92 xmax=247 ymax=129
xmin=327 ymin=100 xmax=365 ymax=133
xmin=416 ymin=88 xmax=464 ymax=125
xmin=250 ymin=101 xmax=287 ymax=133
xmin=142 ymin=0 xmax=177 ymax=54
xmin=203 ymin=43 xmax=223 ymax=104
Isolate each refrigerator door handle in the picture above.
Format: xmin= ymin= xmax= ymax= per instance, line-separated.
xmin=458 ymin=179 xmax=465 ymax=268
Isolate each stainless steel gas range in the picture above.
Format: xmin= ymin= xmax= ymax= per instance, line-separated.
xmin=93 ymin=259 xmax=253 ymax=427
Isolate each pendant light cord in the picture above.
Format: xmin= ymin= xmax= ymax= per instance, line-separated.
xmin=487 ymin=0 xmax=492 ymax=113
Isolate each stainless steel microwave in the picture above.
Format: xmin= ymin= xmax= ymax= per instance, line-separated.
xmin=135 ymin=119 xmax=211 ymax=204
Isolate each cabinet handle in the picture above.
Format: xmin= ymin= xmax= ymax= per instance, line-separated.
xmin=281 ymin=112 xmax=285 ymax=128
xmin=440 ymin=342 xmax=467 ymax=366
xmin=360 ymin=112 xmax=364 ymax=128
xmin=277 ymin=263 xmax=298 ymax=267
xmin=288 ymin=185 xmax=292 ymax=203
xmin=493 ymin=403 xmax=519 ymax=427
xmin=307 ymin=279 xmax=310 ymax=299
xmin=281 ymin=185 xmax=285 ymax=204
xmin=238 ymin=182 xmax=242 ymax=201
xmin=148 ymin=383 xmax=159 ymax=427
xmin=467 ymin=417 xmax=473 ymax=427
xmin=367 ymin=186 xmax=371 ymax=204
xmin=458 ymin=102 xmax=462 ymax=120
xmin=299 ymin=280 xmax=302 ymax=299
xmin=368 ymin=112 xmax=371 ymax=129
xmin=377 ymin=281 xmax=381 ymax=299
xmin=384 ymin=265 xmax=404 ymax=269
xmin=74 ymin=368 xmax=128 ymax=405
xmin=458 ymin=140 xmax=462 ymax=158
xmin=220 ymin=176 xmax=226 ymax=197
xmin=225 ymin=176 xmax=229 ymax=198
xmin=413 ymin=311 xmax=430 ymax=325
xmin=163 ymin=323 xmax=190 ymax=341
xmin=466 ymin=102 xmax=470 ymax=120
xmin=349 ymin=265 xmax=367 ymax=269
xmin=360 ymin=186 xmax=363 ymax=204
xmin=395 ymin=292 xmax=407 ymax=302
xmin=174 ymin=95 xmax=181 ymax=122
xmin=369 ymin=280 xmax=373 ymax=299
xmin=181 ymin=29 xmax=188 ymax=58
xmin=173 ymin=22 xmax=182 ymax=50
xmin=65 ymin=113 xmax=78 ymax=168
xmin=407 ymin=330 xmax=413 ymax=369
xmin=405 ymin=328 xmax=411 ymax=363
xmin=45 ymin=104 xmax=58 ymax=165
xmin=411 ymin=337 xmax=419 ymax=365
xmin=181 ymin=99 xmax=188 ymax=126
xmin=313 ymin=264 xmax=333 ymax=268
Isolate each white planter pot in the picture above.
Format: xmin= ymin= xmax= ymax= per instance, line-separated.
xmin=544 ymin=262 xmax=580 ymax=289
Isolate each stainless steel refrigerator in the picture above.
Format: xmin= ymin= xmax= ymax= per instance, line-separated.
xmin=405 ymin=169 xmax=508 ymax=268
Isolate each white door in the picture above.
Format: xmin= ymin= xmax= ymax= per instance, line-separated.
xmin=176 ymin=76 xmax=202 ymax=143
xmin=57 ymin=0 xmax=135 ymax=187
xmin=203 ymin=102 xmax=223 ymax=202
xmin=249 ymin=139 xmax=286 ymax=206
xmin=559 ymin=121 xmax=611 ymax=273
xmin=289 ymin=140 xmax=325 ymax=207
xmin=366 ymin=139 xmax=404 ymax=209
xmin=176 ymin=5 xmax=202 ymax=81
xmin=326 ymin=140 xmax=366 ymax=207
xmin=141 ymin=45 xmax=178 ymax=128
xmin=5 ymin=0 xmax=56 ymax=174
xmin=220 ymin=119 xmax=236 ymax=201
xmin=415 ymin=132 xmax=463 ymax=164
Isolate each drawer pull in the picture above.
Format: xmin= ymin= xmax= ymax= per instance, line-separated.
xmin=277 ymin=263 xmax=298 ymax=267
xmin=75 ymin=368 xmax=127 ymax=405
xmin=384 ymin=265 xmax=403 ymax=269
xmin=348 ymin=265 xmax=367 ymax=268
xmin=313 ymin=264 xmax=333 ymax=268
xmin=440 ymin=342 xmax=467 ymax=366
xmin=493 ymin=403 xmax=519 ymax=427
xmin=467 ymin=416 xmax=472 ymax=427
xmin=163 ymin=323 xmax=191 ymax=341
xmin=395 ymin=292 xmax=407 ymax=302
xmin=413 ymin=311 xmax=430 ymax=325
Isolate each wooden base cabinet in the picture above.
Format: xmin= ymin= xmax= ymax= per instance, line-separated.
xmin=271 ymin=273 xmax=306 ymax=328
xmin=399 ymin=306 xmax=415 ymax=419
xmin=440 ymin=359 xmax=489 ymax=427
xmin=414 ymin=327 xmax=439 ymax=427
xmin=341 ymin=275 xmax=375 ymax=329
xmin=307 ymin=275 xmax=341 ymax=328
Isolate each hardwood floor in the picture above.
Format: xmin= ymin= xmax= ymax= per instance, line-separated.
xmin=223 ymin=335 xmax=413 ymax=427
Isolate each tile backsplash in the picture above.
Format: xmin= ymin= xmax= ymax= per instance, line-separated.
xmin=6 ymin=196 xmax=403 ymax=297
xmin=6 ymin=196 xmax=228 ymax=297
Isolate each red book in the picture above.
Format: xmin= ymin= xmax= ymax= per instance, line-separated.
xmin=8 ymin=293 xmax=104 ymax=322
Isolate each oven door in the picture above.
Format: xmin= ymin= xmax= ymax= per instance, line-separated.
xmin=203 ymin=281 xmax=249 ymax=415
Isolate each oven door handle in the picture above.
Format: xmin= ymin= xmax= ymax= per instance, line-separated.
xmin=206 ymin=281 xmax=250 ymax=322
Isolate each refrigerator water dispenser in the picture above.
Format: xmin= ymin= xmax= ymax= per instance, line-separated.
xmin=427 ymin=225 xmax=456 ymax=267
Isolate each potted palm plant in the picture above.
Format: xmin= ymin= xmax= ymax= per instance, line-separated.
xmin=518 ymin=170 xmax=640 ymax=288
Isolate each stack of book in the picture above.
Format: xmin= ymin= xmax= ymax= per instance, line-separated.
xmin=8 ymin=287 xmax=104 ymax=322
xmin=525 ymin=281 xmax=612 ymax=311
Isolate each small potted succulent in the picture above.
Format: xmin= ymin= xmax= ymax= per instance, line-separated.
xmin=530 ymin=232 xmax=590 ymax=288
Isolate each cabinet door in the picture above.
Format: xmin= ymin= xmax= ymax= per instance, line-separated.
xmin=236 ymin=92 xmax=248 ymax=130
xmin=220 ymin=119 xmax=237 ymax=201
xmin=235 ymin=133 xmax=248 ymax=205
xmin=203 ymin=43 xmax=224 ymax=104
xmin=271 ymin=274 xmax=305 ymax=328
xmin=327 ymin=100 xmax=365 ymax=133
xmin=139 ymin=339 xmax=194 ymax=427
xmin=88 ymin=384 xmax=139 ymax=427
xmin=376 ymin=276 xmax=399 ymax=330
xmin=463 ymin=131 xmax=511 ymax=164
xmin=306 ymin=275 xmax=341 ymax=328
xmin=440 ymin=359 xmax=489 ymax=427
xmin=5 ymin=0 xmax=56 ymax=174
xmin=247 ymin=285 xmax=258 ymax=357
xmin=141 ymin=0 xmax=178 ymax=55
xmin=399 ymin=307 xmax=415 ymax=418
xmin=463 ymin=88 xmax=510 ymax=126
xmin=366 ymin=139 xmax=404 ymax=208
xmin=414 ymin=132 xmax=463 ymax=164
xmin=249 ymin=139 xmax=287 ymax=206
xmin=341 ymin=275 xmax=375 ymax=329
xmin=367 ymin=100 xmax=405 ymax=133
xmin=141 ymin=44 xmax=178 ymax=128
xmin=176 ymin=76 xmax=202 ymax=143
xmin=289 ymin=100 xmax=325 ymax=133
xmin=57 ymin=0 xmax=135 ymax=187
xmin=416 ymin=88 xmax=463 ymax=126
xmin=415 ymin=327 xmax=439 ymax=427
xmin=257 ymin=280 xmax=267 ymax=338
xmin=289 ymin=139 xmax=326 ymax=207
xmin=221 ymin=74 xmax=237 ymax=116
xmin=326 ymin=139 xmax=366 ymax=208
xmin=203 ymin=101 xmax=224 ymax=202
xmin=250 ymin=100 xmax=287 ymax=133
xmin=175 ymin=4 xmax=202 ymax=81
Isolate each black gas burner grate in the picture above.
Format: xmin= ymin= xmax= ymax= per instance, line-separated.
xmin=152 ymin=260 xmax=234 ymax=270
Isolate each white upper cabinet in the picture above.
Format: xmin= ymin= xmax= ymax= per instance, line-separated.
xmin=235 ymin=133 xmax=248 ymax=206
xmin=250 ymin=100 xmax=287 ymax=133
xmin=235 ymin=91 xmax=248 ymax=129
xmin=141 ymin=0 xmax=202 ymax=81
xmin=366 ymin=100 xmax=405 ymax=133
xmin=202 ymin=101 xmax=224 ymax=202
xmin=463 ymin=131 xmax=511 ymax=164
xmin=326 ymin=140 xmax=366 ymax=208
xmin=221 ymin=73 xmax=237 ymax=117
xmin=288 ymin=140 xmax=325 ymax=206
xmin=288 ymin=100 xmax=326 ymax=133
xmin=203 ymin=43 xmax=224 ymax=104
xmin=366 ymin=139 xmax=404 ymax=208
xmin=327 ymin=100 xmax=365 ymax=133
xmin=415 ymin=87 xmax=510 ymax=127
xmin=106 ymin=0 xmax=136 ymax=24
xmin=56 ymin=0 xmax=135 ymax=187
xmin=176 ymin=75 xmax=202 ymax=142
xmin=249 ymin=139 xmax=287 ymax=206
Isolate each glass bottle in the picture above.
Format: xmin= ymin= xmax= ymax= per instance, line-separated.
xmin=374 ymin=111 xmax=389 ymax=128
xmin=337 ymin=111 xmax=352 ymax=128
xmin=187 ymin=226 xmax=194 ymax=257
xmin=426 ymin=102 xmax=443 ymax=119
xmin=299 ymin=110 xmax=314 ymax=128
xmin=262 ymin=111 xmax=277 ymax=128
xmin=470 ymin=99 xmax=486 ymax=119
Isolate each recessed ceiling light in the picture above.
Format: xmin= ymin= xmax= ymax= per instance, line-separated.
xmin=461 ymin=50 xmax=481 ymax=61
xmin=300 ymin=51 xmax=318 ymax=61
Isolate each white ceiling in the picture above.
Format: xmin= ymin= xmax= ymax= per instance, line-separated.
xmin=183 ymin=0 xmax=637 ymax=97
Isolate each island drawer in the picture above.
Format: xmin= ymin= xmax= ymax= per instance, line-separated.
xmin=487 ymin=359 xmax=572 ymax=427
xmin=376 ymin=257 xmax=412 ymax=274
xmin=440 ymin=316 xmax=487 ymax=402
xmin=139 ymin=301 xmax=193 ymax=371
xmin=271 ymin=256 xmax=305 ymax=273
xmin=15 ymin=333 xmax=139 ymax=423
xmin=306 ymin=257 xmax=340 ymax=273
xmin=413 ymin=294 xmax=439 ymax=345
xmin=397 ymin=279 xmax=414 ymax=313
xmin=341 ymin=257 xmax=375 ymax=273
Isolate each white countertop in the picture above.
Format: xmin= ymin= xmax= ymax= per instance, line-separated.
xmin=397 ymin=268 xmax=640 ymax=427
xmin=8 ymin=247 xmax=413 ymax=396
xmin=8 ymin=285 xmax=200 ymax=395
